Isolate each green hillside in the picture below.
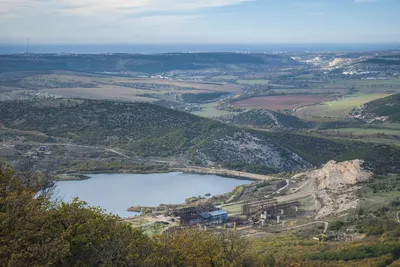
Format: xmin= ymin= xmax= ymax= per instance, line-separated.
xmin=0 ymin=99 xmax=399 ymax=173
xmin=220 ymin=109 xmax=312 ymax=129
xmin=0 ymin=53 xmax=298 ymax=74
xmin=362 ymin=93 xmax=400 ymax=122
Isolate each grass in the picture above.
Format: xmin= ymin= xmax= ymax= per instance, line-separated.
xmin=296 ymin=94 xmax=389 ymax=121
xmin=221 ymin=204 xmax=243 ymax=214
xmin=234 ymin=95 xmax=333 ymax=111
xmin=298 ymin=196 xmax=317 ymax=211
xmin=236 ymin=79 xmax=270 ymax=85
xmin=333 ymin=79 xmax=400 ymax=86
xmin=321 ymin=127 xmax=400 ymax=136
xmin=305 ymin=79 xmax=400 ymax=94
xmin=359 ymin=174 xmax=400 ymax=211
xmin=295 ymin=74 xmax=315 ymax=80
xmin=248 ymin=234 xmax=400 ymax=266
xmin=192 ymin=103 xmax=239 ymax=117
xmin=371 ymin=123 xmax=400 ymax=130
xmin=210 ymin=75 xmax=238 ymax=80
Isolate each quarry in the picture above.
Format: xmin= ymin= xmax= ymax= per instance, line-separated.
xmin=125 ymin=159 xmax=376 ymax=239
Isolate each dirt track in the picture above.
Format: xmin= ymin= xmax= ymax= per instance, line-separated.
xmin=275 ymin=221 xmax=329 ymax=234
xmin=174 ymin=166 xmax=277 ymax=181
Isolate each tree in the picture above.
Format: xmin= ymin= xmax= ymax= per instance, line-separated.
xmin=219 ymin=229 xmax=248 ymax=265
xmin=0 ymin=163 xmax=151 ymax=267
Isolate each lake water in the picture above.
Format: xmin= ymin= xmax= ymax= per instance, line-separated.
xmin=55 ymin=172 xmax=251 ymax=218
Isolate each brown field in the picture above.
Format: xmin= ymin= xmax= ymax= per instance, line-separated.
xmin=40 ymin=87 xmax=156 ymax=102
xmin=41 ymin=73 xmax=242 ymax=93
xmin=22 ymin=71 xmax=243 ymax=103
xmin=233 ymin=95 xmax=334 ymax=110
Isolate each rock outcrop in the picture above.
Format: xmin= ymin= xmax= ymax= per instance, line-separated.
xmin=292 ymin=160 xmax=373 ymax=219
xmin=309 ymin=160 xmax=373 ymax=191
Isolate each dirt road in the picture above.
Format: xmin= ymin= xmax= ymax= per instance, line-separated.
xmin=174 ymin=166 xmax=277 ymax=181
xmin=276 ymin=221 xmax=329 ymax=234
xmin=46 ymin=143 xmax=132 ymax=159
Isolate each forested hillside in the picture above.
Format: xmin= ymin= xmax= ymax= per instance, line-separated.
xmin=0 ymin=99 xmax=399 ymax=173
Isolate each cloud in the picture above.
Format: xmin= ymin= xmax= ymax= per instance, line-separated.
xmin=1 ymin=0 xmax=253 ymax=17
xmin=131 ymin=14 xmax=201 ymax=27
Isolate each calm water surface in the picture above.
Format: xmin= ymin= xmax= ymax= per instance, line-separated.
xmin=55 ymin=172 xmax=251 ymax=217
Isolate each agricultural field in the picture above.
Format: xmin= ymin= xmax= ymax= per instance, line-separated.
xmin=192 ymin=103 xmax=238 ymax=117
xmin=209 ymin=75 xmax=239 ymax=81
xmin=236 ymin=79 xmax=270 ymax=85
xmin=305 ymin=79 xmax=400 ymax=94
xmin=320 ymin=127 xmax=400 ymax=136
xmin=37 ymin=73 xmax=240 ymax=92
xmin=233 ymin=95 xmax=333 ymax=111
xmin=317 ymin=123 xmax=400 ymax=146
xmin=1 ymin=70 xmax=244 ymax=106
xmin=296 ymin=94 xmax=390 ymax=121
xmin=40 ymin=87 xmax=156 ymax=102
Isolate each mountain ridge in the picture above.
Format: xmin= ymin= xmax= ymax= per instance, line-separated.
xmin=0 ymin=98 xmax=399 ymax=174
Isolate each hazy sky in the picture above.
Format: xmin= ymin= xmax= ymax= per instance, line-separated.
xmin=0 ymin=0 xmax=399 ymax=44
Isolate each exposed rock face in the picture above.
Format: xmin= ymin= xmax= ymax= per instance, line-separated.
xmin=309 ymin=160 xmax=373 ymax=191
xmin=196 ymin=131 xmax=313 ymax=172
xmin=293 ymin=160 xmax=373 ymax=219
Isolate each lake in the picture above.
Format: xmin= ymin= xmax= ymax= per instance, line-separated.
xmin=55 ymin=172 xmax=251 ymax=217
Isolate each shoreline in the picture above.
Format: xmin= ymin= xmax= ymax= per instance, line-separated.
xmin=58 ymin=166 xmax=278 ymax=181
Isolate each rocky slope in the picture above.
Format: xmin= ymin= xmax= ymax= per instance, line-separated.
xmin=349 ymin=93 xmax=400 ymax=123
xmin=310 ymin=160 xmax=373 ymax=190
xmin=294 ymin=160 xmax=373 ymax=219
xmin=220 ymin=109 xmax=311 ymax=129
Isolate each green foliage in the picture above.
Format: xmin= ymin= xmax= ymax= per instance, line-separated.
xmin=181 ymin=92 xmax=230 ymax=104
xmin=221 ymin=109 xmax=312 ymax=129
xmin=328 ymin=221 xmax=345 ymax=231
xmin=356 ymin=218 xmax=400 ymax=238
xmin=303 ymin=243 xmax=400 ymax=261
xmin=362 ymin=93 xmax=400 ymax=122
xmin=2 ymin=164 xmax=400 ymax=266
xmin=1 ymin=99 xmax=400 ymax=173
xmin=0 ymin=164 xmax=252 ymax=267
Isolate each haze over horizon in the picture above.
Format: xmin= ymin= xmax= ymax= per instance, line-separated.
xmin=1 ymin=0 xmax=400 ymax=44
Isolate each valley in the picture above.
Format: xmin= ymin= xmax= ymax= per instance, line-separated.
xmin=1 ymin=50 xmax=400 ymax=266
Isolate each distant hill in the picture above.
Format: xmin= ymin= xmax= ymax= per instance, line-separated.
xmin=351 ymin=93 xmax=400 ymax=123
xmin=362 ymin=58 xmax=400 ymax=66
xmin=220 ymin=109 xmax=312 ymax=129
xmin=0 ymin=53 xmax=298 ymax=74
xmin=0 ymin=99 xmax=399 ymax=173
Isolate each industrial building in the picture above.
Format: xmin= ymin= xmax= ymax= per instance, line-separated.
xmin=201 ymin=210 xmax=228 ymax=224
